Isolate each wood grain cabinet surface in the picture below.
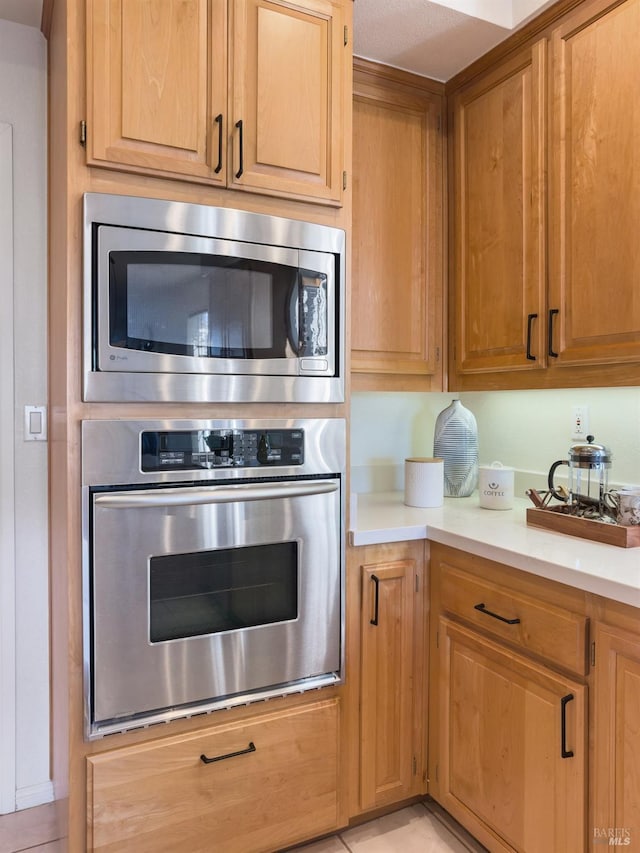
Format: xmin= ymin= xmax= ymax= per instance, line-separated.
xmin=345 ymin=541 xmax=427 ymax=817
xmin=359 ymin=555 xmax=425 ymax=810
xmin=86 ymin=698 xmax=341 ymax=853
xmin=449 ymin=41 xmax=546 ymax=386
xmin=592 ymin=621 xmax=640 ymax=850
xmin=429 ymin=545 xmax=589 ymax=852
xmin=436 ymin=618 xmax=587 ymax=853
xmin=548 ymin=0 xmax=640 ymax=372
xmin=351 ymin=61 xmax=445 ymax=391
xmin=86 ymin=0 xmax=348 ymax=205
xmin=450 ymin=0 xmax=640 ymax=389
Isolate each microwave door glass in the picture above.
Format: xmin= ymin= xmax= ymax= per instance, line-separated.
xmin=109 ymin=251 xmax=299 ymax=360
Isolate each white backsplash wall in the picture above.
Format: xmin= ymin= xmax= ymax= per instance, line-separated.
xmin=351 ymin=388 xmax=640 ymax=496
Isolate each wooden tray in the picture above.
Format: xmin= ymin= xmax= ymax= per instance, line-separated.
xmin=526 ymin=506 xmax=640 ymax=548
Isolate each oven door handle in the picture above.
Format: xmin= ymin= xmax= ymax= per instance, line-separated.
xmin=94 ymin=480 xmax=339 ymax=508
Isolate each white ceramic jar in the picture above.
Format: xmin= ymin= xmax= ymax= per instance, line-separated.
xmin=478 ymin=461 xmax=514 ymax=510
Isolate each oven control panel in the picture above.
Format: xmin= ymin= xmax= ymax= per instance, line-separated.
xmin=141 ymin=428 xmax=304 ymax=472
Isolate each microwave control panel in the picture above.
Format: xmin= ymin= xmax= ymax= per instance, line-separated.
xmin=141 ymin=429 xmax=304 ymax=472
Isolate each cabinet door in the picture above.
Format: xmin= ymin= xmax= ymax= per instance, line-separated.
xmin=436 ymin=618 xmax=586 ymax=853
xmin=450 ymin=41 xmax=546 ymax=382
xmin=549 ymin=0 xmax=640 ymax=368
xmin=87 ymin=0 xmax=226 ymax=181
xmin=229 ymin=0 xmax=346 ymax=204
xmin=360 ymin=558 xmax=423 ymax=810
xmin=352 ymin=65 xmax=444 ymax=390
xmin=87 ymin=698 xmax=341 ymax=852
xmin=593 ymin=623 xmax=640 ymax=848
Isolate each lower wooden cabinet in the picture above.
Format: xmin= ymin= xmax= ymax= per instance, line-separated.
xmin=86 ymin=698 xmax=341 ymax=853
xmin=352 ymin=542 xmax=427 ymax=812
xmin=436 ymin=617 xmax=587 ymax=852
xmin=592 ymin=622 xmax=640 ymax=849
xmin=429 ymin=544 xmax=591 ymax=852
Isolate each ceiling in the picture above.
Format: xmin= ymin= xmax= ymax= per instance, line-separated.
xmin=353 ymin=0 xmax=557 ymax=81
xmin=0 ymin=0 xmax=554 ymax=82
xmin=0 ymin=0 xmax=42 ymax=29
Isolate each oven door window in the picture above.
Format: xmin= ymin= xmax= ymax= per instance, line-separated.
xmin=109 ymin=251 xmax=301 ymax=359
xmin=149 ymin=542 xmax=298 ymax=643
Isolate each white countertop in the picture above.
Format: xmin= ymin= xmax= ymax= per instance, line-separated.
xmin=350 ymin=492 xmax=640 ymax=608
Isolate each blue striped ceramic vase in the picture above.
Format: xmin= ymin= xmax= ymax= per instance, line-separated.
xmin=433 ymin=399 xmax=478 ymax=497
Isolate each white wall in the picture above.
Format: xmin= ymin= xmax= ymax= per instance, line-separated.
xmin=0 ymin=18 xmax=50 ymax=812
xmin=351 ymin=387 xmax=640 ymax=496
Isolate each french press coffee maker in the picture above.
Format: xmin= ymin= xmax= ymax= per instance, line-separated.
xmin=547 ymin=435 xmax=612 ymax=516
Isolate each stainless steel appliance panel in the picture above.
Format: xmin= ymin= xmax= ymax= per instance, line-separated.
xmin=83 ymin=193 xmax=345 ymax=403
xmin=82 ymin=418 xmax=345 ymax=739
xmin=91 ymin=478 xmax=341 ymax=724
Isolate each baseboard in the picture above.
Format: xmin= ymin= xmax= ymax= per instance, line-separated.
xmin=15 ymin=780 xmax=54 ymax=812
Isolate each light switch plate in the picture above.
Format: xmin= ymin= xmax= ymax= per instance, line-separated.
xmin=24 ymin=404 xmax=47 ymax=441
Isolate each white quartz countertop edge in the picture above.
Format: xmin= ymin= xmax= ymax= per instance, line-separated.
xmin=350 ymin=492 xmax=640 ymax=608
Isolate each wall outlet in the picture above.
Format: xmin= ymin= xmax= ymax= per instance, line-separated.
xmin=571 ymin=405 xmax=590 ymax=440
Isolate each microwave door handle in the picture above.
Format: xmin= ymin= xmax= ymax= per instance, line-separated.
xmin=287 ymin=277 xmax=301 ymax=355
xmin=94 ymin=480 xmax=339 ymax=509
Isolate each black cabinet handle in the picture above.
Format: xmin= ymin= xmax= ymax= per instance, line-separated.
xmin=526 ymin=313 xmax=538 ymax=361
xmin=474 ymin=602 xmax=521 ymax=625
xmin=548 ymin=308 xmax=559 ymax=358
xmin=235 ymin=119 xmax=244 ymax=179
xmin=214 ymin=113 xmax=223 ymax=174
xmin=200 ymin=741 xmax=256 ymax=764
xmin=370 ymin=574 xmax=380 ymax=626
xmin=560 ymin=694 xmax=574 ymax=758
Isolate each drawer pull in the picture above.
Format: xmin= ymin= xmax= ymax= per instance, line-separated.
xmin=200 ymin=741 xmax=256 ymax=764
xmin=370 ymin=574 xmax=380 ymax=626
xmin=474 ymin=602 xmax=521 ymax=625
xmin=561 ymin=694 xmax=575 ymax=759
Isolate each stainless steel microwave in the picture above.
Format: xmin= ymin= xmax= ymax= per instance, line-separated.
xmin=83 ymin=193 xmax=345 ymax=402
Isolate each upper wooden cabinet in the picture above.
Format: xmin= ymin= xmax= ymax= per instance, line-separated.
xmin=450 ymin=0 xmax=640 ymax=390
xmin=351 ymin=61 xmax=445 ymax=391
xmin=449 ymin=41 xmax=546 ymax=382
xmin=548 ymin=0 xmax=640 ymax=368
xmin=86 ymin=0 xmax=349 ymax=205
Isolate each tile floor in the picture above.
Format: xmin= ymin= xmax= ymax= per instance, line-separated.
xmin=291 ymin=802 xmax=487 ymax=853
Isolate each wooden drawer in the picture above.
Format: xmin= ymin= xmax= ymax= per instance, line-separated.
xmin=440 ymin=564 xmax=588 ymax=675
xmin=87 ymin=698 xmax=341 ymax=853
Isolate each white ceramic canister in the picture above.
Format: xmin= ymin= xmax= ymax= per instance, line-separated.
xmin=404 ymin=458 xmax=444 ymax=508
xmin=478 ymin=461 xmax=515 ymax=510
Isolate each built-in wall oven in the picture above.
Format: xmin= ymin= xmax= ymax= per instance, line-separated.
xmin=82 ymin=418 xmax=345 ymax=740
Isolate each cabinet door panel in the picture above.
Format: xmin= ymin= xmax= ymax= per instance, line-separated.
xmin=451 ymin=41 xmax=546 ymax=377
xmin=87 ymin=0 xmax=224 ymax=180
xmin=549 ymin=0 xmax=640 ymax=366
xmin=438 ymin=618 xmax=586 ymax=853
xmin=351 ymin=68 xmax=444 ymax=388
xmin=230 ymin=0 xmax=345 ymax=203
xmin=593 ymin=623 xmax=640 ymax=847
xmin=360 ymin=559 xmax=419 ymax=810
